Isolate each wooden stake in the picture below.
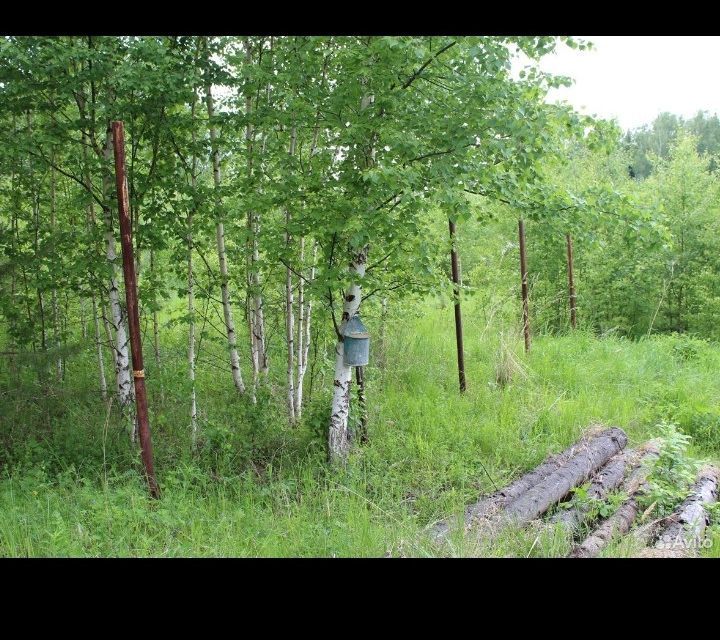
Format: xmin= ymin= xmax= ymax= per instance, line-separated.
xmin=566 ymin=233 xmax=577 ymax=330
xmin=111 ymin=121 xmax=160 ymax=499
xmin=449 ymin=219 xmax=466 ymax=392
xmin=518 ymin=218 xmax=531 ymax=353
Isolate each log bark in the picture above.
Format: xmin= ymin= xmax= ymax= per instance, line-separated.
xmin=569 ymin=442 xmax=660 ymax=558
xmin=649 ymin=466 xmax=719 ymax=555
xmin=430 ymin=427 xmax=627 ymax=541
xmin=549 ymin=450 xmax=629 ymax=531
xmin=499 ymin=427 xmax=627 ymax=526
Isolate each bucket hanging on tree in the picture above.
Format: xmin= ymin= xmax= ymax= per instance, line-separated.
xmin=343 ymin=315 xmax=369 ymax=367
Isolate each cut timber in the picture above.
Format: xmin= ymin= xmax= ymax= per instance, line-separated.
xmin=569 ymin=442 xmax=660 ymax=558
xmin=429 ymin=426 xmax=626 ymax=542
xmin=641 ymin=466 xmax=719 ymax=557
xmin=549 ymin=450 xmax=630 ymax=532
xmin=500 ymin=427 xmax=627 ymax=527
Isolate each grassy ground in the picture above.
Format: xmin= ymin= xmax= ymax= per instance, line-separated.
xmin=2 ymin=290 xmax=720 ymax=556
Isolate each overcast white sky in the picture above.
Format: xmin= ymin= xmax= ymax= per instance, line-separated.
xmin=533 ymin=36 xmax=720 ymax=132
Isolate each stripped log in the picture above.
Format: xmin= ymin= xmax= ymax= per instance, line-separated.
xmin=429 ymin=427 xmax=626 ymax=542
xmin=569 ymin=442 xmax=660 ymax=558
xmin=645 ymin=466 xmax=719 ymax=557
xmin=549 ymin=450 xmax=630 ymax=532
xmin=500 ymin=427 xmax=627 ymax=527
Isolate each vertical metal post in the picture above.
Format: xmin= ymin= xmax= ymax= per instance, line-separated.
xmin=449 ymin=219 xmax=466 ymax=392
xmin=111 ymin=120 xmax=160 ymax=499
xmin=355 ymin=366 xmax=368 ymax=443
xmin=566 ymin=233 xmax=577 ymax=330
xmin=518 ymin=218 xmax=531 ymax=353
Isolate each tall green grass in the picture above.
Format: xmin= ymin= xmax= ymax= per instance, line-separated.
xmin=1 ymin=294 xmax=719 ymax=556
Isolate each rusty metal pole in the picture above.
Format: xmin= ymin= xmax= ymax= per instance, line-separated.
xmin=449 ymin=219 xmax=466 ymax=392
xmin=566 ymin=233 xmax=577 ymax=330
xmin=518 ymin=218 xmax=531 ymax=353
xmin=111 ymin=121 xmax=160 ymax=499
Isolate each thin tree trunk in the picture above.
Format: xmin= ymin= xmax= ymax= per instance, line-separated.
xmin=449 ymin=218 xmax=466 ymax=392
xmin=188 ymin=209 xmax=198 ymax=446
xmin=295 ymin=239 xmax=316 ymax=420
xmin=50 ymin=158 xmax=62 ymax=379
xmin=295 ymin=236 xmax=305 ymax=418
xmin=245 ymin=38 xmax=268 ymax=398
xmin=285 ymin=125 xmax=297 ymax=424
xmin=285 ymin=208 xmax=296 ymax=424
xmin=91 ymin=294 xmax=108 ymax=400
xmin=205 ymin=80 xmax=245 ymax=395
xmin=188 ymin=87 xmax=200 ymax=447
xmin=80 ymin=298 xmax=88 ymax=340
xmin=27 ymin=112 xmax=47 ymax=367
xmin=519 ymin=218 xmax=531 ymax=352
xmin=566 ymin=233 xmax=577 ymax=330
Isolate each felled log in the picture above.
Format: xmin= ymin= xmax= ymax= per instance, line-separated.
xmin=569 ymin=442 xmax=660 ymax=558
xmin=499 ymin=428 xmax=627 ymax=527
xmin=549 ymin=450 xmax=630 ymax=532
xmin=429 ymin=427 xmax=627 ymax=542
xmin=643 ymin=466 xmax=719 ymax=557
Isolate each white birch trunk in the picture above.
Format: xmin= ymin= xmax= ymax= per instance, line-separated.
xmin=251 ymin=214 xmax=267 ymax=376
xmin=189 ymin=92 xmax=199 ymax=445
xmin=295 ymin=240 xmax=316 ymax=420
xmin=328 ymin=90 xmax=375 ymax=462
xmin=244 ymin=40 xmax=268 ymax=393
xmin=294 ymin=88 xmax=323 ymax=419
xmin=188 ymin=212 xmax=198 ymax=445
xmin=102 ymin=128 xmax=133 ymax=409
xmin=295 ymin=237 xmax=305 ymax=419
xmin=285 ymin=125 xmax=297 ymax=423
xmin=206 ymin=82 xmax=246 ymax=394
xmin=328 ymin=250 xmax=367 ymax=464
xmin=285 ymin=213 xmax=296 ymax=424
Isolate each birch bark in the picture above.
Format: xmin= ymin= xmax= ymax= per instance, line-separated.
xmin=205 ymin=80 xmax=246 ymax=394
xmin=328 ymin=250 xmax=367 ymax=463
xmin=102 ymin=127 xmax=133 ymax=409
